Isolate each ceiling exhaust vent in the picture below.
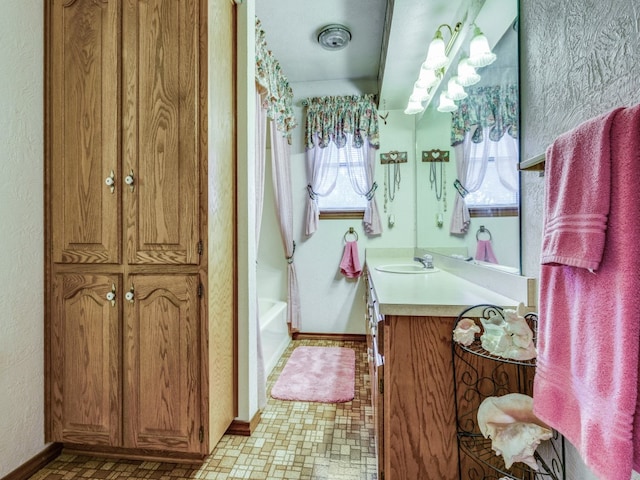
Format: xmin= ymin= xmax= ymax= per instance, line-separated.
xmin=317 ymin=24 xmax=351 ymax=51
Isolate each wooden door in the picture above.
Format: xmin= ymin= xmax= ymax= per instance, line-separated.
xmin=122 ymin=0 xmax=201 ymax=266
xmin=50 ymin=273 xmax=121 ymax=446
xmin=49 ymin=0 xmax=121 ymax=264
xmin=123 ymin=274 xmax=201 ymax=453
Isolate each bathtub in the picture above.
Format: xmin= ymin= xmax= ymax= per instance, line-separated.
xmin=258 ymin=298 xmax=291 ymax=377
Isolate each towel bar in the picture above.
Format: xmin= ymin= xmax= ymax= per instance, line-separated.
xmin=344 ymin=227 xmax=358 ymax=242
xmin=476 ymin=225 xmax=492 ymax=241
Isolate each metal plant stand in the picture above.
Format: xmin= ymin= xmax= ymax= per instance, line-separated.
xmin=451 ymin=304 xmax=566 ymax=480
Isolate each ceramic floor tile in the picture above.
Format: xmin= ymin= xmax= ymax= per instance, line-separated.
xmin=31 ymin=340 xmax=377 ymax=480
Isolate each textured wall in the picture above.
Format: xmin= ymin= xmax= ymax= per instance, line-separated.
xmin=520 ymin=0 xmax=640 ymax=478
xmin=0 ymin=1 xmax=45 ymax=476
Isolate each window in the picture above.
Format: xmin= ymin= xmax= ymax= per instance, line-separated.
xmin=317 ymin=146 xmax=368 ymax=217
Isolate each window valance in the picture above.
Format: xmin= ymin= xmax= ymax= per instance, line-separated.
xmin=255 ymin=18 xmax=297 ymax=144
xmin=450 ymin=85 xmax=518 ymax=146
xmin=303 ymin=94 xmax=380 ymax=150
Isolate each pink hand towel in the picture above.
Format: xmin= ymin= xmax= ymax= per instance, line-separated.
xmin=339 ymin=240 xmax=361 ymax=279
xmin=540 ymin=107 xmax=623 ymax=271
xmin=475 ymin=239 xmax=498 ymax=263
xmin=534 ymin=104 xmax=640 ymax=480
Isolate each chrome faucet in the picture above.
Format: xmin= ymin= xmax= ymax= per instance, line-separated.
xmin=413 ymin=254 xmax=434 ymax=269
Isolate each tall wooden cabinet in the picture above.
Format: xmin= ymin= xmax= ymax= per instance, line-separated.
xmin=45 ymin=0 xmax=236 ymax=460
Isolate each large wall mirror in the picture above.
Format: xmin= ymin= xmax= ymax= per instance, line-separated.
xmin=414 ymin=1 xmax=520 ymax=273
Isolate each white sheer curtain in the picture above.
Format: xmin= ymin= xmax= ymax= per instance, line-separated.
xmin=450 ymin=126 xmax=519 ymax=234
xmin=254 ymin=89 xmax=267 ymax=409
xmin=305 ymin=137 xmax=339 ymax=236
xmin=269 ymin=120 xmax=302 ymax=331
xmin=494 ymin=133 xmax=519 ymax=192
xmin=343 ymin=138 xmax=383 ymax=236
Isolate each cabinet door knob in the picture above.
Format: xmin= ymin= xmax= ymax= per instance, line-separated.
xmin=125 ymin=170 xmax=135 ymax=192
xmin=125 ymin=285 xmax=135 ymax=303
xmin=105 ymin=170 xmax=116 ymax=193
xmin=106 ymin=284 xmax=116 ymax=306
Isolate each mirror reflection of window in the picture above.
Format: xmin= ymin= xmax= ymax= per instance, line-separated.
xmin=463 ymin=135 xmax=519 ymax=217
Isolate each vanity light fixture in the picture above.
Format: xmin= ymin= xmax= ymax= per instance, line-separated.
xmin=468 ymin=24 xmax=497 ymax=67
xmin=404 ymin=21 xmax=462 ymax=115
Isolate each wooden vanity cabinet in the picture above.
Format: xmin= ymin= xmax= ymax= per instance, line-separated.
xmin=45 ymin=0 xmax=236 ymax=459
xmin=366 ymin=274 xmax=458 ymax=480
xmin=382 ymin=314 xmax=458 ymax=480
xmin=365 ymin=274 xmax=385 ymax=478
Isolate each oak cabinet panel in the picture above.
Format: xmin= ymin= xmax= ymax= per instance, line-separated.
xmin=50 ymin=0 xmax=120 ymax=265
xmin=51 ymin=273 xmax=121 ymax=446
xmin=123 ymin=0 xmax=200 ymax=266
xmin=124 ymin=274 xmax=201 ymax=452
xmin=383 ymin=315 xmax=458 ymax=480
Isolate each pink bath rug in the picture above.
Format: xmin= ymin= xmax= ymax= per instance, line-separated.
xmin=271 ymin=346 xmax=355 ymax=403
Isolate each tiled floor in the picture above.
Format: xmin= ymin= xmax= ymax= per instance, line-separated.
xmin=30 ymin=339 xmax=377 ymax=480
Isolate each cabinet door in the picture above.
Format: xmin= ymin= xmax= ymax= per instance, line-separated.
xmin=124 ymin=274 xmax=201 ymax=453
xmin=122 ymin=0 xmax=201 ymax=265
xmin=50 ymin=0 xmax=121 ymax=264
xmin=50 ymin=273 xmax=121 ymax=446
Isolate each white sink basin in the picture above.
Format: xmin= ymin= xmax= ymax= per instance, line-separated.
xmin=375 ymin=264 xmax=440 ymax=274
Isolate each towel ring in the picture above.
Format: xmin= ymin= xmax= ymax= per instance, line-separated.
xmin=476 ymin=226 xmax=492 ymax=241
xmin=344 ymin=227 xmax=358 ymax=242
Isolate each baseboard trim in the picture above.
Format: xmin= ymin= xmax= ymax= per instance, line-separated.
xmin=292 ymin=332 xmax=366 ymax=342
xmin=225 ymin=410 xmax=262 ymax=436
xmin=2 ymin=443 xmax=62 ymax=480
xmin=61 ymin=444 xmax=206 ymax=464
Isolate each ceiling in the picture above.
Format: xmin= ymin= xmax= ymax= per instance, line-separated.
xmin=256 ymin=0 xmax=458 ymax=111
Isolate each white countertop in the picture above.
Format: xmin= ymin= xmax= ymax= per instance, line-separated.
xmin=365 ymin=249 xmax=527 ymax=317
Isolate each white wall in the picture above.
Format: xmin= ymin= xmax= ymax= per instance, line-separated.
xmin=0 ymin=1 xmax=46 ymax=476
xmin=520 ymin=1 xmax=640 ymax=478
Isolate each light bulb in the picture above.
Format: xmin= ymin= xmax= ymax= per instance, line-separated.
xmin=424 ymin=30 xmax=449 ymax=70
xmin=418 ymin=65 xmax=439 ymax=89
xmin=437 ymin=92 xmax=457 ymax=113
xmin=447 ymin=77 xmax=468 ymax=101
xmin=457 ymin=57 xmax=481 ymax=86
xmin=468 ymin=25 xmax=497 ymax=68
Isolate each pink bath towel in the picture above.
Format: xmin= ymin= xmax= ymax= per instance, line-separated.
xmin=534 ymin=104 xmax=640 ymax=480
xmin=540 ymin=107 xmax=623 ymax=271
xmin=475 ymin=239 xmax=498 ymax=263
xmin=339 ymin=240 xmax=361 ymax=278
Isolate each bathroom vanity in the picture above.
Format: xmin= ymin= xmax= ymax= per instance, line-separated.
xmin=364 ymin=249 xmax=535 ymax=480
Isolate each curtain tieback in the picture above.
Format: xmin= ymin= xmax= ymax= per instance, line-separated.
xmin=306 ymin=184 xmax=318 ymax=200
xmin=365 ymin=182 xmax=378 ymax=201
xmin=453 ymin=179 xmax=469 ymax=198
xmin=286 ymin=241 xmax=296 ymax=264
